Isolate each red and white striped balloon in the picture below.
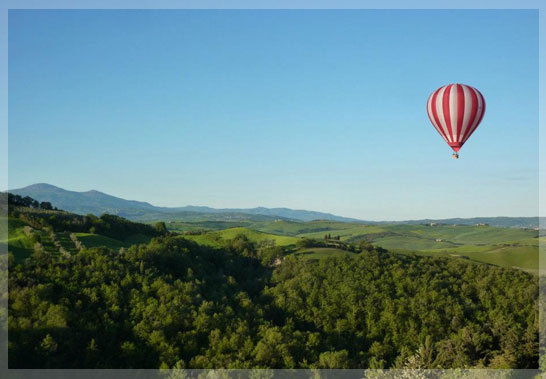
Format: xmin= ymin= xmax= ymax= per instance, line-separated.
xmin=426 ymin=83 xmax=485 ymax=153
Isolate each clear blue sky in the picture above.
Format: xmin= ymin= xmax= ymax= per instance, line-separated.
xmin=8 ymin=9 xmax=539 ymax=220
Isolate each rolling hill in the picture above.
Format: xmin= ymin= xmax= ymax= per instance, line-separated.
xmin=171 ymin=220 xmax=540 ymax=275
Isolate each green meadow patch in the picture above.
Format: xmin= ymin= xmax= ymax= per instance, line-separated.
xmin=293 ymin=247 xmax=357 ymax=260
xmin=182 ymin=227 xmax=300 ymax=247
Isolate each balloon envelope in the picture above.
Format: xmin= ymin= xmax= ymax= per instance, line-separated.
xmin=426 ymin=84 xmax=485 ymax=152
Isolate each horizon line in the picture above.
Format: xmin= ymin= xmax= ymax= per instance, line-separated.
xmin=4 ymin=182 xmax=542 ymax=223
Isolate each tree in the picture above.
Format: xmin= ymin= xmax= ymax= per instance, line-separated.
xmin=317 ymin=350 xmax=350 ymax=369
xmin=40 ymin=334 xmax=58 ymax=353
xmin=40 ymin=201 xmax=53 ymax=210
xmin=226 ymin=234 xmax=256 ymax=257
xmin=257 ymin=243 xmax=284 ymax=266
xmin=21 ymin=196 xmax=33 ymax=207
xmin=254 ymin=327 xmax=294 ymax=368
xmin=154 ymin=221 xmax=168 ymax=234
xmin=359 ymin=240 xmax=374 ymax=252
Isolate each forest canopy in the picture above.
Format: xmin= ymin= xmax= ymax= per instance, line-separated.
xmin=8 ymin=232 xmax=539 ymax=369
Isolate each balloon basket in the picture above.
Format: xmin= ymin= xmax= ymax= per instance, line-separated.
xmin=452 ymin=153 xmax=459 ymax=159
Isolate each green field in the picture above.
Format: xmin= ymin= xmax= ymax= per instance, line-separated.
xmin=255 ymin=220 xmax=384 ymax=237
xmin=182 ymin=227 xmax=300 ymax=247
xmin=4 ymin=217 xmax=35 ymax=260
xmin=412 ymin=244 xmax=540 ymax=275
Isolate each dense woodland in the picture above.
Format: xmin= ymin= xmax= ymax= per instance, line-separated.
xmin=4 ymin=195 xmax=541 ymax=369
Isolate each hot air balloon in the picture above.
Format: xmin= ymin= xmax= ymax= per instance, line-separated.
xmin=426 ymin=83 xmax=485 ymax=159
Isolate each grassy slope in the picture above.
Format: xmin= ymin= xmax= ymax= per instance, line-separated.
xmin=374 ymin=225 xmax=539 ymax=273
xmin=293 ymin=223 xmax=537 ymax=245
xmin=5 ymin=217 xmax=34 ymax=260
xmin=294 ymin=247 xmax=357 ymax=260
xmin=182 ymin=227 xmax=300 ymax=247
xmin=413 ymin=244 xmax=540 ymax=275
xmin=396 ymin=224 xmax=535 ymax=244
xmin=299 ymin=225 xmax=386 ymax=240
xmin=250 ymin=220 xmax=343 ymax=235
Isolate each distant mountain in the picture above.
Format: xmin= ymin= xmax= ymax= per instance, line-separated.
xmin=9 ymin=183 xmax=543 ymax=228
xmin=9 ymin=183 xmax=157 ymax=216
xmin=9 ymin=183 xmax=358 ymax=222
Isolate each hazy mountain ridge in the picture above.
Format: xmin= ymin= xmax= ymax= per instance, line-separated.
xmin=9 ymin=183 xmax=355 ymax=222
xmin=8 ymin=183 xmax=544 ymax=228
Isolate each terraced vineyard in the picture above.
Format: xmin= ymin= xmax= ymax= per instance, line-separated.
xmin=54 ymin=232 xmax=79 ymax=254
xmin=5 ymin=215 xmax=152 ymax=262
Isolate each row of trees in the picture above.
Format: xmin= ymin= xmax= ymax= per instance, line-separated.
xmin=8 ymin=193 xmax=54 ymax=210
